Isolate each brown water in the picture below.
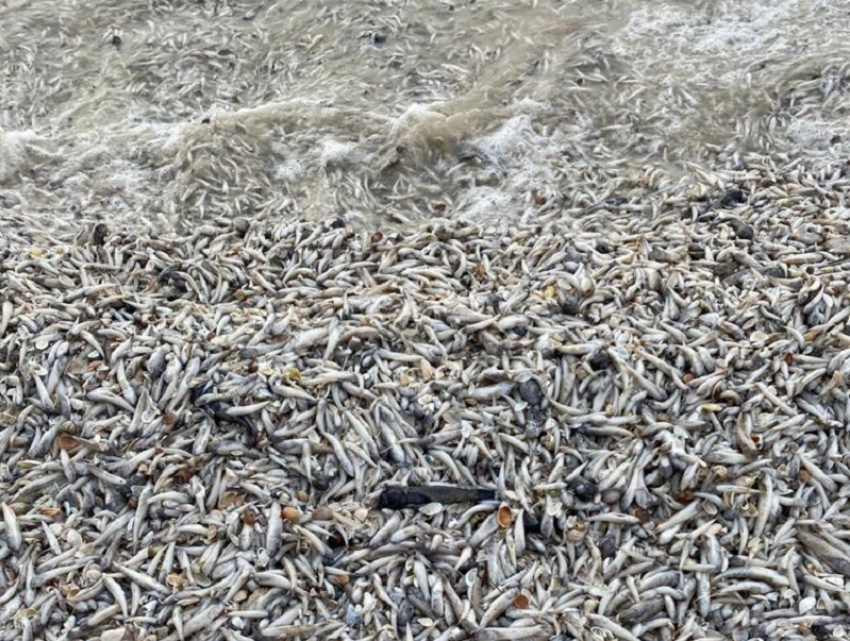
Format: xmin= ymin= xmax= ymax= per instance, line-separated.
xmin=1 ymin=0 xmax=849 ymax=238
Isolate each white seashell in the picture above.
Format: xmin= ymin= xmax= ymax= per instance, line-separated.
xmin=798 ymin=596 xmax=817 ymax=614
xmin=418 ymin=502 xmax=444 ymax=517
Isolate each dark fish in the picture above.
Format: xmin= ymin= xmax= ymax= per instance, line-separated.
xmin=719 ymin=188 xmax=745 ymax=208
xmin=204 ymin=400 xmax=255 ymax=434
xmin=619 ymin=598 xmax=667 ymax=625
xmin=598 ymin=534 xmax=617 ymax=559
xmin=190 ymin=382 xmax=256 ymax=435
xmin=377 ymin=484 xmax=497 ymax=510
xmin=566 ymin=477 xmax=598 ymax=501
xmin=727 ymin=217 xmax=755 ymax=240
xmin=687 ymin=242 xmax=705 ymax=259
xmin=518 ymin=378 xmax=544 ymax=405
xmin=825 ymin=555 xmax=850 ymax=579
xmin=587 ymin=351 xmax=612 ymax=372
xmin=522 ymin=511 xmax=542 ymax=535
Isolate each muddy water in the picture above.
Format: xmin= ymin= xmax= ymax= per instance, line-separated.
xmin=1 ymin=0 xmax=848 ymax=237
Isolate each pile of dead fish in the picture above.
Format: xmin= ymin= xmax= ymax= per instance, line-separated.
xmin=2 ymin=157 xmax=850 ymax=641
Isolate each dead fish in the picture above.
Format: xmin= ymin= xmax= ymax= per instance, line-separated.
xmin=377 ymin=485 xmax=497 ymax=509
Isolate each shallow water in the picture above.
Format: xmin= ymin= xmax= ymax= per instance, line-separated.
xmin=1 ymin=0 xmax=849 ymax=238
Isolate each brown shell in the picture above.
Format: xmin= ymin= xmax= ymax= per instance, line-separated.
xmin=311 ymin=506 xmax=334 ymax=521
xmin=330 ymin=573 xmax=350 ymax=587
xmin=281 ymin=506 xmax=301 ymax=523
xmin=497 ymin=504 xmax=514 ymax=529
xmin=57 ymin=435 xmax=78 ymax=451
xmin=513 ymin=592 xmax=530 ymax=609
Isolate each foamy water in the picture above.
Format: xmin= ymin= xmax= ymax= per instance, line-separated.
xmin=1 ymin=0 xmax=849 ymax=239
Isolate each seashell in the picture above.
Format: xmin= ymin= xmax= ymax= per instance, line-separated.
xmin=311 ymin=506 xmax=334 ymax=521
xmin=241 ymin=507 xmax=260 ymax=525
xmin=419 ymin=502 xmax=445 ymax=517
xmin=565 ymin=520 xmax=587 ymax=542
xmin=166 ymin=572 xmax=186 ymax=589
xmin=217 ymin=490 xmax=243 ymax=509
xmin=57 ymin=435 xmax=78 ymax=451
xmin=497 ymin=504 xmax=514 ymax=529
xmin=83 ymin=564 xmax=102 ymax=585
xmin=330 ymin=573 xmax=350 ymax=587
xmin=281 ymin=506 xmax=301 ymax=523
